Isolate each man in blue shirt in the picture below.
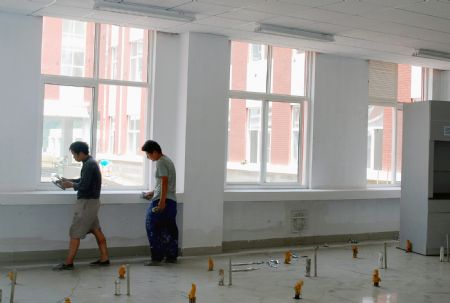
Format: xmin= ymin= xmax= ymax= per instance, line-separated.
xmin=53 ymin=141 xmax=110 ymax=270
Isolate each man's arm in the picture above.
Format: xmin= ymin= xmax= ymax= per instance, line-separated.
xmin=158 ymin=176 xmax=168 ymax=211
xmin=62 ymin=163 xmax=95 ymax=191
xmin=61 ymin=177 xmax=80 ymax=189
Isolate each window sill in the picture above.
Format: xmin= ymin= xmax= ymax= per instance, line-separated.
xmin=0 ymin=191 xmax=184 ymax=205
xmin=224 ymin=187 xmax=400 ymax=202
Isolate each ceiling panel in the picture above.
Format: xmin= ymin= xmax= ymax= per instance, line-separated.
xmin=359 ymin=0 xmax=428 ymax=9
xmin=172 ymin=1 xmax=235 ymax=16
xmin=319 ymin=1 xmax=387 ymax=15
xmin=197 ymin=0 xmax=263 ymax=9
xmin=279 ymin=0 xmax=343 ymax=8
xmin=360 ymin=7 xmax=450 ymax=33
xmin=396 ymin=1 xmax=450 ymax=20
xmin=50 ymin=0 xmax=93 ymax=9
xmin=194 ymin=16 xmax=253 ymax=29
xmin=34 ymin=4 xmax=94 ymax=19
xmin=217 ymin=8 xmax=275 ymax=23
xmin=125 ymin=0 xmax=193 ymax=9
xmin=248 ymin=1 xmax=313 ymax=18
xmin=0 ymin=0 xmax=53 ymax=15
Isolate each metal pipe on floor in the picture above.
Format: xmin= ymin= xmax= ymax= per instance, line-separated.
xmin=305 ymin=258 xmax=311 ymax=277
xmin=313 ymin=246 xmax=318 ymax=277
xmin=447 ymin=234 xmax=449 ymax=262
xmin=126 ymin=264 xmax=131 ymax=296
xmin=228 ymin=258 xmax=232 ymax=286
xmin=378 ymin=252 xmax=384 ymax=269
xmin=114 ymin=279 xmax=121 ymax=296
xmin=9 ymin=270 xmax=16 ymax=303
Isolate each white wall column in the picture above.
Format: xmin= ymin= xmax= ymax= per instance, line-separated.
xmin=310 ymin=54 xmax=368 ymax=189
xmin=179 ymin=33 xmax=230 ymax=253
xmin=0 ymin=13 xmax=42 ymax=191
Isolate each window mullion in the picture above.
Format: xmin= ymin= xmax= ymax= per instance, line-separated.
xmin=391 ymin=106 xmax=397 ymax=184
xmin=297 ymin=104 xmax=303 ymax=183
xmin=91 ymin=23 xmax=101 ymax=158
xmin=261 ymin=45 xmax=273 ymax=184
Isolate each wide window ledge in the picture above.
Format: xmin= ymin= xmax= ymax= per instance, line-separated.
xmin=224 ymin=187 xmax=400 ymax=202
xmin=0 ymin=191 xmax=184 ymax=205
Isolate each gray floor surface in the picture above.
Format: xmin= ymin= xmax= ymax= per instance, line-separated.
xmin=1 ymin=241 xmax=449 ymax=303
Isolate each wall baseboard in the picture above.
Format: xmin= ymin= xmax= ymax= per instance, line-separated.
xmin=181 ymin=246 xmax=222 ymax=256
xmin=222 ymin=231 xmax=399 ymax=252
xmin=0 ymin=246 xmax=150 ymax=264
xmin=0 ymin=231 xmax=398 ymax=263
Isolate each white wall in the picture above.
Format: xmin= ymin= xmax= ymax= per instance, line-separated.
xmin=0 ymin=13 xmax=42 ymax=192
xmin=310 ymin=54 xmax=368 ymax=189
xmin=0 ymin=14 xmax=400 ymax=259
xmin=223 ymin=199 xmax=399 ymax=242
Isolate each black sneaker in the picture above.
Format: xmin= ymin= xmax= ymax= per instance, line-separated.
xmin=53 ymin=263 xmax=74 ymax=271
xmin=90 ymin=259 xmax=110 ymax=266
xmin=144 ymin=260 xmax=162 ymax=266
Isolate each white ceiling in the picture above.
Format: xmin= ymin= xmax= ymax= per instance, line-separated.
xmin=2 ymin=0 xmax=450 ymax=70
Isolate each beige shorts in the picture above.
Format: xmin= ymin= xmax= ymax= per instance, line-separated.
xmin=69 ymin=199 xmax=101 ymax=239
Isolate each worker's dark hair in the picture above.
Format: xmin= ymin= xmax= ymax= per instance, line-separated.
xmin=141 ymin=140 xmax=162 ymax=154
xmin=69 ymin=141 xmax=89 ymax=155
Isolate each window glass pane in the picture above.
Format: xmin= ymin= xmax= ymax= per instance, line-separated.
xmin=230 ymin=42 xmax=267 ymax=93
xmin=271 ymin=47 xmax=305 ymax=96
xmin=411 ymin=65 xmax=422 ymax=100
xmin=397 ymin=64 xmax=417 ymax=103
xmin=41 ymin=17 xmax=94 ymax=77
xmin=265 ymin=101 xmax=300 ymax=182
xmin=226 ymin=99 xmax=262 ymax=182
xmin=41 ymin=84 xmax=93 ymax=182
xmin=99 ymin=24 xmax=149 ymax=82
xmin=96 ymin=85 xmax=147 ymax=187
xmin=367 ymin=106 xmax=394 ymax=184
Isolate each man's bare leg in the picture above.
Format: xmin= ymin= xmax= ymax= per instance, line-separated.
xmin=65 ymin=238 xmax=80 ymax=265
xmin=92 ymin=228 xmax=109 ymax=261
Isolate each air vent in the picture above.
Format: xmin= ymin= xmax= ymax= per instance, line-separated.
xmin=291 ymin=209 xmax=308 ymax=233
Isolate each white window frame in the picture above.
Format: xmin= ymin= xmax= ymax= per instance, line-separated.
xmin=39 ymin=20 xmax=153 ymax=190
xmin=227 ymin=43 xmax=312 ymax=188
xmin=61 ymin=20 xmax=86 ymax=77
xmin=367 ymin=64 xmax=431 ymax=186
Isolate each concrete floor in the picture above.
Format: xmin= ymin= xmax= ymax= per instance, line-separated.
xmin=1 ymin=241 xmax=449 ymax=303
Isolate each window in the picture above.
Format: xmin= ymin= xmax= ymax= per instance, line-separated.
xmin=367 ymin=61 xmax=427 ymax=185
xmin=61 ymin=20 xmax=86 ymax=77
xmin=129 ymin=29 xmax=144 ymax=82
xmin=41 ymin=17 xmax=151 ymax=188
xmin=291 ymin=104 xmax=300 ymax=163
xmin=227 ymin=42 xmax=310 ymax=186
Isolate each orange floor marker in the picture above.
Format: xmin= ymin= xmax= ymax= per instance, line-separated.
xmin=372 ymin=269 xmax=381 ymax=287
xmin=208 ymin=257 xmax=214 ymax=271
xmin=284 ymin=251 xmax=292 ymax=264
xmin=188 ymin=283 xmax=196 ymax=303
xmin=352 ymin=245 xmax=358 ymax=258
xmin=294 ymin=280 xmax=304 ymax=300
xmin=118 ymin=265 xmax=126 ymax=279
xmin=406 ymin=240 xmax=412 ymax=252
